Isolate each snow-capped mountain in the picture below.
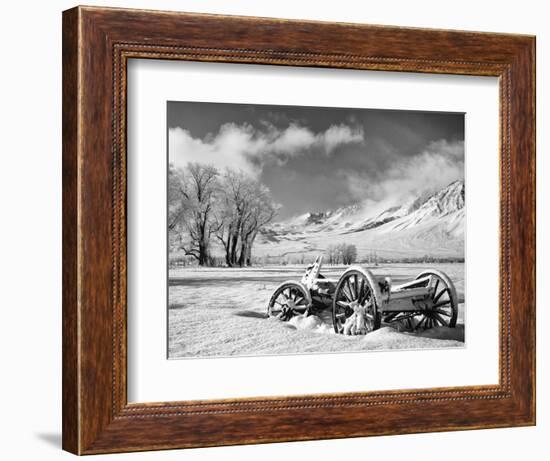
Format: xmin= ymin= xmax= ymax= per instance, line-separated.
xmin=349 ymin=180 xmax=464 ymax=233
xmin=256 ymin=181 xmax=465 ymax=259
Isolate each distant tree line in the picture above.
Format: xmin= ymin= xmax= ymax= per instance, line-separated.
xmin=326 ymin=243 xmax=358 ymax=265
xmin=375 ymin=255 xmax=464 ymax=264
xmin=169 ymin=163 xmax=278 ymax=267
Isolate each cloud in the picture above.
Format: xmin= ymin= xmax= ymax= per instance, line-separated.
xmin=346 ymin=139 xmax=464 ymax=204
xmin=169 ymin=122 xmax=364 ymax=176
xmin=321 ymin=125 xmax=364 ymax=153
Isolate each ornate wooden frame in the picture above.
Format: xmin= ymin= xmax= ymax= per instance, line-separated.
xmin=62 ymin=5 xmax=536 ymax=455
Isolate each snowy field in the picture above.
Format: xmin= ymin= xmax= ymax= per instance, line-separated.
xmin=168 ymin=263 xmax=465 ymax=359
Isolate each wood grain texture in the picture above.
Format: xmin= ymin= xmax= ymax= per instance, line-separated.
xmin=62 ymin=5 xmax=536 ymax=455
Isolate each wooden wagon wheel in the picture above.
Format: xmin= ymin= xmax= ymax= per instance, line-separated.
xmin=267 ymin=281 xmax=311 ymax=320
xmin=412 ymin=270 xmax=459 ymax=330
xmin=332 ymin=268 xmax=381 ymax=334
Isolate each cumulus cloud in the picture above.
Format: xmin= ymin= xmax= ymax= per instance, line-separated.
xmin=169 ymin=122 xmax=364 ymax=176
xmin=347 ymin=139 xmax=464 ymax=204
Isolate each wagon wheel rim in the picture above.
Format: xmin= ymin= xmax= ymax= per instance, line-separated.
xmin=332 ymin=270 xmax=378 ymax=334
xmin=412 ymin=273 xmax=458 ymax=330
xmin=267 ymin=284 xmax=310 ymax=319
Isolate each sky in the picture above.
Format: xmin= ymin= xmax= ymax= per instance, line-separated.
xmin=168 ymin=101 xmax=464 ymax=221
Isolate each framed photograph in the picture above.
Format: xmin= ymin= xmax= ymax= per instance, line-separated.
xmin=62 ymin=6 xmax=535 ymax=455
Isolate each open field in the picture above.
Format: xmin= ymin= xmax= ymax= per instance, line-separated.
xmin=168 ymin=263 xmax=465 ymax=359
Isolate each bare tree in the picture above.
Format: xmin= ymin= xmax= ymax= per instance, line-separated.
xmin=215 ymin=170 xmax=277 ymax=267
xmin=341 ymin=243 xmax=358 ymax=265
xmin=326 ymin=243 xmax=357 ymax=265
xmin=169 ymin=163 xmax=219 ymax=266
xmin=326 ymin=244 xmax=339 ymax=265
xmin=214 ymin=170 xmax=247 ymax=266
xmin=238 ymin=181 xmax=277 ymax=267
xmin=168 ymin=164 xmax=189 ymax=252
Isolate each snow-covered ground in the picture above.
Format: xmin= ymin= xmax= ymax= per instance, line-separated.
xmin=168 ymin=263 xmax=465 ymax=359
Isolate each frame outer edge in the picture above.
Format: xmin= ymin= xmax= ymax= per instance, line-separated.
xmin=531 ymin=36 xmax=537 ymax=425
xmin=63 ymin=6 xmax=536 ymax=454
xmin=497 ymin=37 xmax=535 ymax=425
xmin=523 ymin=36 xmax=536 ymax=425
xmin=62 ymin=6 xmax=81 ymax=455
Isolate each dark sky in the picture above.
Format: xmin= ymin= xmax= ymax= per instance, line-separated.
xmin=168 ymin=101 xmax=464 ymax=220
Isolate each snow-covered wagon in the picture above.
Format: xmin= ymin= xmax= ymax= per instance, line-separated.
xmin=267 ymin=256 xmax=458 ymax=335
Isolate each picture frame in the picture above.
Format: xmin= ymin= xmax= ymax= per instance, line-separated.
xmin=62 ymin=5 xmax=535 ymax=455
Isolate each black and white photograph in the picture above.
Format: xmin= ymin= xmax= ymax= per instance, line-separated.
xmin=167 ymin=101 xmax=466 ymax=359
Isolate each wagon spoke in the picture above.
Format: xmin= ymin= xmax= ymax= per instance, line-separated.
xmin=359 ymin=285 xmax=369 ymax=304
xmin=415 ymin=316 xmax=427 ymax=330
xmin=432 ymin=279 xmax=440 ymax=297
xmin=433 ymin=309 xmax=451 ymax=319
xmin=352 ymin=276 xmax=359 ymax=300
xmin=339 ymin=278 xmax=351 ymax=302
xmin=432 ymin=299 xmax=451 ymax=309
xmin=360 ymin=286 xmax=371 ymax=305
xmin=433 ymin=288 xmax=448 ymax=304
xmin=344 ymin=278 xmax=351 ymax=299
xmin=433 ymin=312 xmax=448 ymax=326
xmin=358 ymin=278 xmax=365 ymax=303
xmin=345 ymin=278 xmax=356 ymax=301
xmin=341 ymin=290 xmax=351 ymax=303
xmin=336 ymin=300 xmax=351 ymax=308
xmin=433 ymin=306 xmax=451 ymax=316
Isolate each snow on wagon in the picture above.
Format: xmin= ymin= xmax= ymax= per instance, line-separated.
xmin=267 ymin=256 xmax=458 ymax=335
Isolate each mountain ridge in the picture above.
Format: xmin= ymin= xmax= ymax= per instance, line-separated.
xmin=256 ymin=180 xmax=465 ymax=259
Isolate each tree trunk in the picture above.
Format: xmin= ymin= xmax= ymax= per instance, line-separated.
xmin=229 ymin=231 xmax=239 ymax=266
xmin=238 ymin=240 xmax=248 ymax=267
xmin=198 ymin=241 xmax=209 ymax=266
xmin=224 ymin=233 xmax=232 ymax=267
xmin=246 ymin=232 xmax=258 ymax=266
